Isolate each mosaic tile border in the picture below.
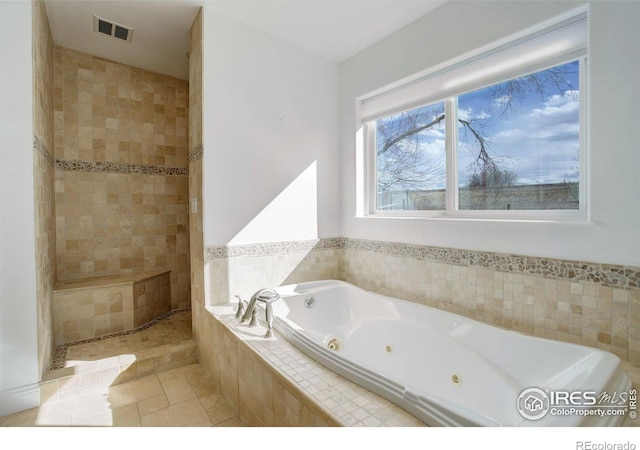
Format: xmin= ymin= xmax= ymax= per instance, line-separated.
xmin=342 ymin=238 xmax=640 ymax=291
xmin=55 ymin=159 xmax=188 ymax=176
xmin=204 ymin=237 xmax=640 ymax=290
xmin=189 ymin=144 xmax=203 ymax=162
xmin=49 ymin=308 xmax=191 ymax=370
xmin=342 ymin=237 xmax=469 ymax=266
xmin=34 ymin=136 xmax=54 ymax=166
xmin=204 ymin=237 xmax=343 ymax=260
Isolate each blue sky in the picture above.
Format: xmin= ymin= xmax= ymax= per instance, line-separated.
xmin=457 ymin=60 xmax=580 ymax=187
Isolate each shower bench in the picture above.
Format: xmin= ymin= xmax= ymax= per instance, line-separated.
xmin=52 ymin=270 xmax=171 ymax=345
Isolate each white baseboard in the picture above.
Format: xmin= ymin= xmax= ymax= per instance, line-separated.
xmin=0 ymin=383 xmax=40 ymax=417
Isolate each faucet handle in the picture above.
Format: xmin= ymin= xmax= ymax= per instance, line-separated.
xmin=234 ymin=295 xmax=247 ymax=318
xmin=249 ymin=307 xmax=259 ymax=327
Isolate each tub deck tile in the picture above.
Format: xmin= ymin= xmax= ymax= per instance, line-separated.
xmin=210 ymin=305 xmax=426 ymax=427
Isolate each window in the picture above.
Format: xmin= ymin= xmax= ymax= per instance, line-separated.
xmin=360 ymin=9 xmax=587 ymax=219
xmin=376 ymin=101 xmax=447 ymax=211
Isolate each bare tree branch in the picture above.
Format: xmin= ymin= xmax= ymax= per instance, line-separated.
xmin=377 ymin=113 xmax=445 ymax=156
xmin=487 ymin=65 xmax=578 ymax=116
xmin=458 ymin=118 xmax=496 ymax=172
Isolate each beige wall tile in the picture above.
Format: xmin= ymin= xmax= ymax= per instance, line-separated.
xmin=33 ymin=0 xmax=58 ymax=380
xmin=53 ymin=45 xmax=190 ymax=310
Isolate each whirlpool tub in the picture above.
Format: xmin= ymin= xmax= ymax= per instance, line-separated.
xmin=270 ymin=280 xmax=632 ymax=427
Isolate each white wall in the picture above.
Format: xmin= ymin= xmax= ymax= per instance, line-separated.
xmin=202 ymin=12 xmax=341 ymax=246
xmin=0 ymin=1 xmax=41 ymax=416
xmin=340 ymin=1 xmax=640 ymax=267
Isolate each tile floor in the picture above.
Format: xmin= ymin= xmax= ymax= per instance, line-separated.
xmin=0 ymin=310 xmax=244 ymax=427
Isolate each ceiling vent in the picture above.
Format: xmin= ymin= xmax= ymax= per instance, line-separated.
xmin=93 ymin=15 xmax=134 ymax=43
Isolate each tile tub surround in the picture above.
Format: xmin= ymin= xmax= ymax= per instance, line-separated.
xmin=203 ymin=237 xmax=640 ymax=363
xmin=203 ymin=304 xmax=424 ymax=427
xmin=53 ymin=270 xmax=171 ymax=344
xmin=204 ymin=238 xmax=343 ymax=306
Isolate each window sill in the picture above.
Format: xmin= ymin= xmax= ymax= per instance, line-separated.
xmin=358 ymin=212 xmax=593 ymax=225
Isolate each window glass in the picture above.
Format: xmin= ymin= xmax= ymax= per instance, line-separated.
xmin=375 ymin=102 xmax=446 ymax=211
xmin=371 ymin=60 xmax=581 ymax=214
xmin=457 ymin=60 xmax=580 ymax=210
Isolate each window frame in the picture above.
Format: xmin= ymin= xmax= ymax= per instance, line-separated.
xmin=360 ymin=12 xmax=589 ymax=222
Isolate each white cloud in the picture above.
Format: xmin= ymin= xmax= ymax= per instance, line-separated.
xmin=544 ymin=90 xmax=579 ymax=107
xmin=529 ymin=90 xmax=580 ymax=126
xmin=459 ymin=107 xmax=491 ymax=121
xmin=493 ymin=94 xmax=512 ymax=108
xmin=458 ymin=89 xmax=580 ymax=185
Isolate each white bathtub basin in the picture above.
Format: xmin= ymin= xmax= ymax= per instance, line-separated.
xmin=270 ymin=280 xmax=632 ymax=427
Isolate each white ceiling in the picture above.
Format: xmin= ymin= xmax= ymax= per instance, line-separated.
xmin=44 ymin=0 xmax=447 ymax=80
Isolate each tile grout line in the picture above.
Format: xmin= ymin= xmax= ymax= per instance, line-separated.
xmin=50 ymin=308 xmax=191 ymax=370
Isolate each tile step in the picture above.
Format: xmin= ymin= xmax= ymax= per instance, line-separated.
xmin=43 ymin=340 xmax=198 ymax=387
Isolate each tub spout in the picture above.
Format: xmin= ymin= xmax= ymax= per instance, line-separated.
xmin=240 ymin=288 xmax=280 ymax=338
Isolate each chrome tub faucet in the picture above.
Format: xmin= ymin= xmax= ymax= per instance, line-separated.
xmin=239 ymin=288 xmax=280 ymax=338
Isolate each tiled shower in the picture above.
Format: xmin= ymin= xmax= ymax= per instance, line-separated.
xmin=31 ymin=0 xmax=191 ymax=382
xmin=52 ymin=45 xmax=190 ymax=310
